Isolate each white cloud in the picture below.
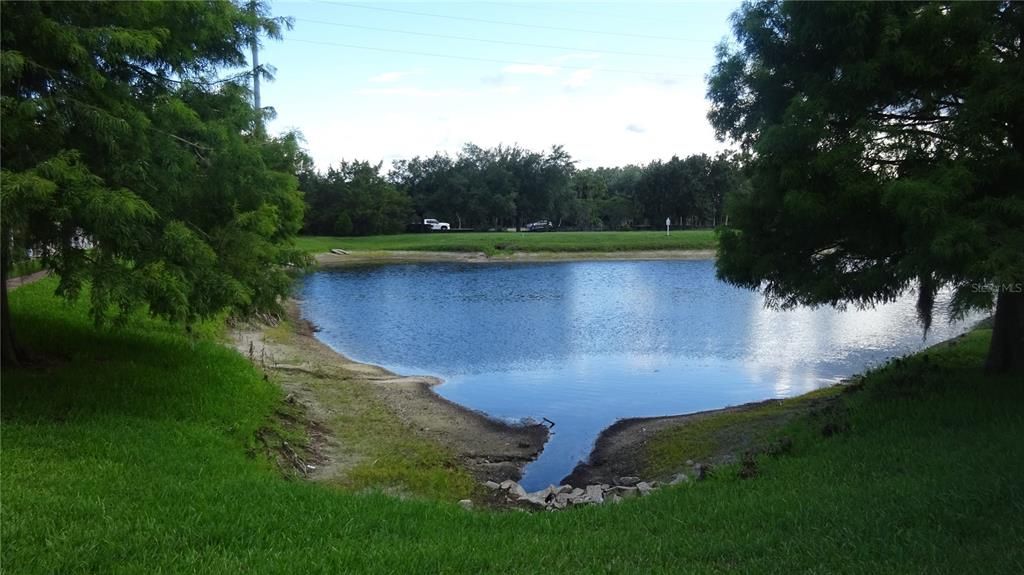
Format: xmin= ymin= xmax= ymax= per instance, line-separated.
xmin=502 ymin=64 xmax=558 ymax=77
xmin=368 ymin=69 xmax=428 ymax=82
xmin=563 ymin=69 xmax=593 ymax=89
xmin=368 ymin=71 xmax=407 ymax=83
xmin=355 ymin=85 xmax=521 ymax=98
xmin=273 ymin=77 xmax=725 ymax=170
xmin=554 ymin=53 xmax=601 ymax=63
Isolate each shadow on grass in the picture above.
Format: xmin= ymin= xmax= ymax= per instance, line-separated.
xmin=2 ymin=279 xmax=277 ymax=429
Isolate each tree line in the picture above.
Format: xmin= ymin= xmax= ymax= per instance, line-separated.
xmin=299 ymin=144 xmax=747 ymax=236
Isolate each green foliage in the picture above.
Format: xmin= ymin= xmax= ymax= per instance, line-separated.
xmin=635 ymin=153 xmax=740 ymax=228
xmin=383 ymin=144 xmax=746 ymax=233
xmin=301 ymin=160 xmax=413 ymax=236
xmin=9 ymin=259 xmax=43 ymax=279
xmin=4 ymin=282 xmax=1023 ymax=573
xmin=334 ymin=212 xmax=354 ymax=236
xmin=707 ymin=1 xmax=1024 ymax=322
xmin=0 ymin=0 xmax=306 ymax=335
xmin=643 ymin=385 xmax=843 ymax=477
xmin=389 ymin=143 xmax=577 ymax=230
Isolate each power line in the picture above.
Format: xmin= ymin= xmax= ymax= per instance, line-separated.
xmin=285 ymin=37 xmax=700 ymax=79
xmin=489 ymin=1 xmax=708 ymax=28
xmin=318 ymin=1 xmax=710 ymax=42
xmin=294 ymin=17 xmax=710 ymax=61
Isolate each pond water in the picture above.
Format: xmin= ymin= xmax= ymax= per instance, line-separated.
xmin=298 ymin=260 xmax=976 ymax=490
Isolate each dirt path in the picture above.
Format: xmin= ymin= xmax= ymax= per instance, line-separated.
xmin=229 ymin=301 xmax=548 ymax=485
xmin=5 ymin=270 xmax=49 ymax=291
xmin=315 ymin=249 xmax=716 ymax=267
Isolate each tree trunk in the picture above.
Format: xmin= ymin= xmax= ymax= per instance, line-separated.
xmin=985 ymin=289 xmax=1024 ymax=375
xmin=1 ymin=237 xmax=21 ymax=368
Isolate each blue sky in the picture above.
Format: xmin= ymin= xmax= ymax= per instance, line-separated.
xmin=259 ymin=1 xmax=741 ymax=170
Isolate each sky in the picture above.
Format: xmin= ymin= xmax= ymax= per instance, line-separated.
xmin=259 ymin=1 xmax=742 ymax=170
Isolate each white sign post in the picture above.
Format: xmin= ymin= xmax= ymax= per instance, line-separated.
xmin=665 ymin=217 xmax=671 ymax=236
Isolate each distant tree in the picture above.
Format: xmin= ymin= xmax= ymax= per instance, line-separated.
xmin=705 ymin=153 xmax=745 ymax=227
xmin=389 ymin=144 xmax=735 ymax=232
xmin=453 ymin=144 xmax=502 ymax=229
xmin=676 ymin=156 xmax=706 ymax=226
xmin=708 ymin=1 xmax=1024 ymax=373
xmin=569 ymin=169 xmax=609 ymax=229
xmin=599 ymin=165 xmax=643 ymax=228
xmin=497 ymin=145 xmax=543 ymax=229
xmin=636 ymin=157 xmax=696 ymax=227
xmin=389 ymin=144 xmax=575 ymax=231
xmin=1 ymin=1 xmax=305 ymax=366
xmin=302 ymin=161 xmax=412 ymax=236
xmin=392 ymin=151 xmax=479 ymax=228
xmin=526 ymin=145 xmax=576 ymax=228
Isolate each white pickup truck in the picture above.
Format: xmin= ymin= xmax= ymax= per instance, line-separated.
xmin=423 ymin=218 xmax=450 ymax=231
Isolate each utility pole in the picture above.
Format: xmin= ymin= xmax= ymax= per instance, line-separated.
xmin=247 ymin=0 xmax=263 ymax=138
xmin=244 ymin=0 xmax=291 ymax=138
xmin=251 ymin=34 xmax=262 ymax=137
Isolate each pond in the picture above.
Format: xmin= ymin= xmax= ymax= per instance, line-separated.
xmin=298 ymin=260 xmax=977 ymax=490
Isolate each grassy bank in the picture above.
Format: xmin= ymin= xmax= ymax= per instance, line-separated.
xmin=3 ymin=281 xmax=1023 ymax=573
xmin=9 ymin=259 xmax=43 ymax=278
xmin=254 ymin=320 xmax=482 ymax=499
xmin=296 ymin=230 xmax=717 ymax=255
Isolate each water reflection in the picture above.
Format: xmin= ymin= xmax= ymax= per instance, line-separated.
xmin=299 ymin=260 xmax=978 ymax=490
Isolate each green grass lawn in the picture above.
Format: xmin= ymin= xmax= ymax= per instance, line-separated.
xmin=3 ymin=280 xmax=1022 ymax=573
xmin=295 ymin=230 xmax=717 ymax=255
xmin=9 ymin=259 xmax=44 ymax=278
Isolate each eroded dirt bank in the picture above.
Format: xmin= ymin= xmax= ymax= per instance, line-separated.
xmin=565 ymin=392 xmax=844 ymax=487
xmin=230 ymin=301 xmax=548 ymax=485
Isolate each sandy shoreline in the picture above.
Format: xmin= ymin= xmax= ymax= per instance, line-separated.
xmin=231 ymin=301 xmax=549 ymax=485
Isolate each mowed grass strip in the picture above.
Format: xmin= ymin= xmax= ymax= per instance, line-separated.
xmin=295 ymin=230 xmax=717 ymax=255
xmin=3 ymin=280 xmax=1022 ymax=574
xmin=9 ymin=259 xmax=44 ymax=278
